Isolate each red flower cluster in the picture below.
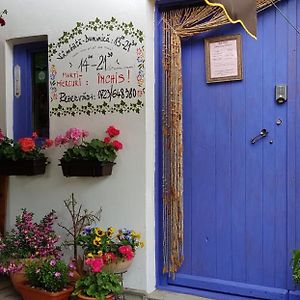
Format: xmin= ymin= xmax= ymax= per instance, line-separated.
xmin=103 ymin=126 xmax=123 ymax=151
xmin=0 ymin=17 xmax=5 ymax=27
xmin=85 ymin=257 xmax=104 ymax=273
xmin=0 ymin=10 xmax=7 ymax=27
xmin=118 ymin=245 xmax=134 ymax=261
xmin=19 ymin=138 xmax=35 ymax=152
xmin=106 ymin=126 xmax=120 ymax=137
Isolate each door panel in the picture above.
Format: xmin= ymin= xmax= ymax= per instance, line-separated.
xmin=167 ymin=4 xmax=293 ymax=299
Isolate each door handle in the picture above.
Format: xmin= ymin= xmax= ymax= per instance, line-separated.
xmin=251 ymin=129 xmax=268 ymax=144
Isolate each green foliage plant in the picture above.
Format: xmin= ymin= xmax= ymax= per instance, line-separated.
xmin=25 ymin=258 xmax=69 ymax=292
xmin=292 ymin=249 xmax=300 ymax=284
xmin=73 ymin=270 xmax=122 ymax=300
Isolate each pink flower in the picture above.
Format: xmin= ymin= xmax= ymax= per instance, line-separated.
xmin=66 ymin=128 xmax=83 ymax=142
xmin=32 ymin=132 xmax=38 ymax=139
xmin=85 ymin=257 xmax=104 ymax=273
xmin=54 ymin=135 xmax=68 ymax=146
xmin=82 ymin=130 xmax=89 ymax=138
xmin=0 ymin=129 xmax=4 ymax=141
xmin=54 ymin=272 xmax=61 ymax=278
xmin=106 ymin=126 xmax=120 ymax=137
xmin=112 ymin=140 xmax=123 ymax=151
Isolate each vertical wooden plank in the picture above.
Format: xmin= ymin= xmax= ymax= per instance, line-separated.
xmin=286 ymin=0 xmax=297 ymax=291
xmin=0 ymin=176 xmax=8 ymax=234
xmin=215 ymin=80 xmax=232 ymax=280
xmin=244 ymin=20 xmax=264 ymax=284
xmin=274 ymin=1 xmax=288 ymax=289
xmin=261 ymin=7 xmax=277 ymax=288
xmin=191 ymin=34 xmax=217 ymax=278
xmin=231 ymin=48 xmax=247 ymax=282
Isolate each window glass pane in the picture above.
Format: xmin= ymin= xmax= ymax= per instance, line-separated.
xmin=31 ymin=51 xmax=49 ymax=138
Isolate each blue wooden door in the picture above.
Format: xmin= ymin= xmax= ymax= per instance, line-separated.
xmin=165 ymin=1 xmax=299 ymax=299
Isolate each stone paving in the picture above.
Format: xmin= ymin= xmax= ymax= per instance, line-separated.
xmin=0 ymin=276 xmax=21 ymax=300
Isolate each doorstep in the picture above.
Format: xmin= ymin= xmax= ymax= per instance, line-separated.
xmin=124 ymin=288 xmax=211 ymax=300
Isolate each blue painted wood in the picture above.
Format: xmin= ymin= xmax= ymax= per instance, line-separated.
xmin=169 ymin=273 xmax=289 ymax=300
xmin=13 ymin=41 xmax=47 ymax=140
xmin=156 ymin=0 xmax=300 ymax=298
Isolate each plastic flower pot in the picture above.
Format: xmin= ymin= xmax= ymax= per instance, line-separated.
xmin=60 ymin=160 xmax=115 ymax=177
xmin=0 ymin=158 xmax=47 ymax=176
xmin=17 ymin=282 xmax=73 ymax=300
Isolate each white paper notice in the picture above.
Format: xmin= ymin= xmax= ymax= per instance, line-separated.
xmin=209 ymin=40 xmax=238 ymax=78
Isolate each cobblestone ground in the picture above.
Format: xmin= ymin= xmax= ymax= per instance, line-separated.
xmin=0 ymin=276 xmax=21 ymax=300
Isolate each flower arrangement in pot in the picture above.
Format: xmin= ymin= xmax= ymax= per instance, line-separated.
xmin=55 ymin=126 xmax=123 ymax=177
xmin=17 ymin=258 xmax=74 ymax=300
xmin=0 ymin=209 xmax=61 ymax=290
xmin=0 ymin=129 xmax=53 ymax=175
xmin=73 ymin=257 xmax=123 ymax=300
xmin=77 ymin=227 xmax=144 ymax=273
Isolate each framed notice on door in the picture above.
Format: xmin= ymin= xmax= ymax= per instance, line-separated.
xmin=205 ymin=35 xmax=243 ymax=83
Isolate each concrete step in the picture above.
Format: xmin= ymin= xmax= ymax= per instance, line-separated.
xmin=124 ymin=289 xmax=211 ymax=300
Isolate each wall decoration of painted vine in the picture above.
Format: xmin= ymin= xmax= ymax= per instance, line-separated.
xmin=49 ymin=17 xmax=145 ymax=117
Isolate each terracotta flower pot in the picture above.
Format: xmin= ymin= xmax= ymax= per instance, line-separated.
xmin=10 ymin=270 xmax=26 ymax=292
xmin=102 ymin=259 xmax=133 ymax=274
xmin=17 ymin=281 xmax=74 ymax=300
xmin=77 ymin=293 xmax=115 ymax=300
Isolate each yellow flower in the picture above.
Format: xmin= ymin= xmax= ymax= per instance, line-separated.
xmin=106 ymin=240 xmax=111 ymax=245
xmin=93 ymin=237 xmax=102 ymax=246
xmin=139 ymin=241 xmax=145 ymax=248
xmin=87 ymin=253 xmax=94 ymax=258
xmin=97 ymin=250 xmax=103 ymax=256
xmin=94 ymin=227 xmax=105 ymax=237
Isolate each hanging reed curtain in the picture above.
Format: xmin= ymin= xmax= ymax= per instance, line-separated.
xmin=162 ymin=0 xmax=281 ymax=275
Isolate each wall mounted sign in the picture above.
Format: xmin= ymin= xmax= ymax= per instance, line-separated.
xmin=48 ymin=17 xmax=145 ymax=117
xmin=205 ymin=34 xmax=243 ymax=83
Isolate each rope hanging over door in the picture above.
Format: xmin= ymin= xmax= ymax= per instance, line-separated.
xmin=162 ymin=0 xmax=281 ymax=275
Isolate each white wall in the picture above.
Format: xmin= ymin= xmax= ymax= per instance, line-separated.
xmin=0 ymin=0 xmax=155 ymax=293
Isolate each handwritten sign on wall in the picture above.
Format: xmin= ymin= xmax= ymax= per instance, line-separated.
xmin=49 ymin=17 xmax=145 ymax=117
xmin=205 ymin=35 xmax=243 ymax=83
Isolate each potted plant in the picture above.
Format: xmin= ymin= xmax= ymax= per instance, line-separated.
xmin=17 ymin=258 xmax=73 ymax=300
xmin=55 ymin=126 xmax=123 ymax=177
xmin=77 ymin=227 xmax=144 ymax=273
xmin=58 ymin=193 xmax=101 ymax=275
xmin=292 ymin=249 xmax=300 ymax=284
xmin=0 ymin=209 xmax=61 ymax=289
xmin=73 ymin=257 xmax=123 ymax=300
xmin=0 ymin=129 xmax=53 ymax=175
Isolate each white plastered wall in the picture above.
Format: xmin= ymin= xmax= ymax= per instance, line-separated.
xmin=0 ymin=0 xmax=156 ymax=293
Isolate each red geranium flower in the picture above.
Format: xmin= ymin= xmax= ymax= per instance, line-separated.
xmin=112 ymin=140 xmax=123 ymax=151
xmin=103 ymin=137 xmax=111 ymax=144
xmin=18 ymin=138 xmax=35 ymax=152
xmin=32 ymin=132 xmax=38 ymax=139
xmin=106 ymin=126 xmax=120 ymax=137
xmin=43 ymin=139 xmax=54 ymax=149
xmin=0 ymin=18 xmax=5 ymax=27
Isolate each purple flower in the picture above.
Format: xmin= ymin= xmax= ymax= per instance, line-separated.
xmin=54 ymin=272 xmax=61 ymax=278
xmin=50 ymin=259 xmax=56 ymax=266
xmin=83 ymin=226 xmax=92 ymax=234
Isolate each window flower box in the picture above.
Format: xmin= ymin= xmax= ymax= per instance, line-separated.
xmin=60 ymin=160 xmax=115 ymax=177
xmin=0 ymin=158 xmax=47 ymax=176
